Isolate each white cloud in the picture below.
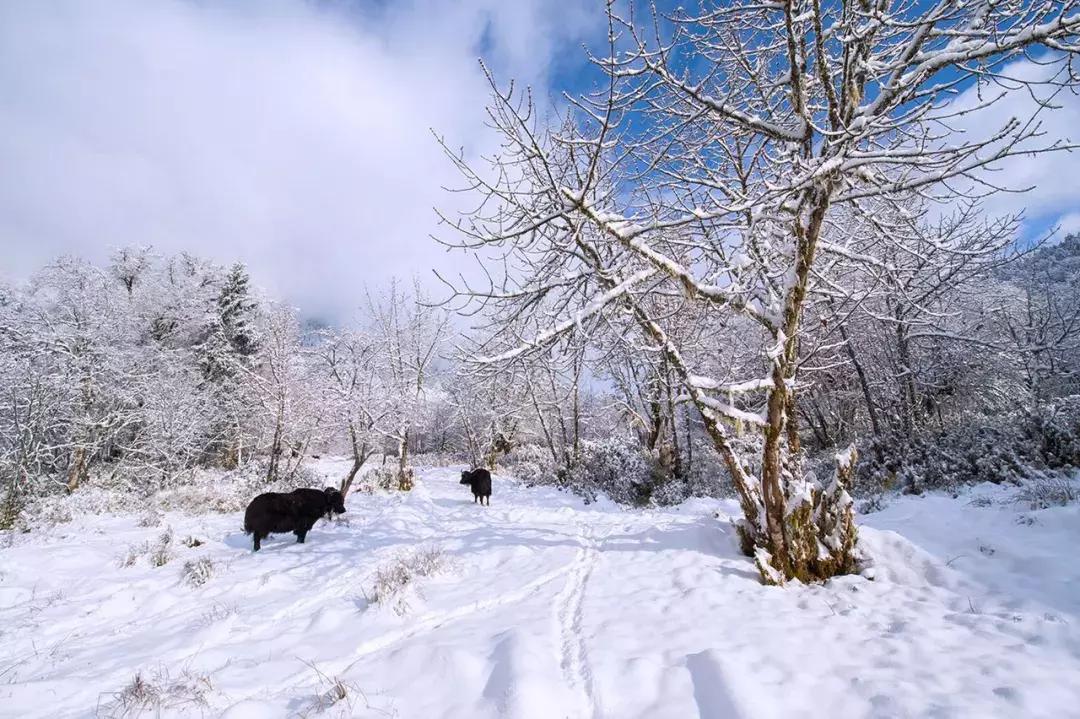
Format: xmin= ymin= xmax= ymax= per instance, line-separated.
xmin=946 ymin=55 xmax=1080 ymax=237
xmin=1056 ymin=212 xmax=1080 ymax=237
xmin=0 ymin=0 xmax=598 ymax=318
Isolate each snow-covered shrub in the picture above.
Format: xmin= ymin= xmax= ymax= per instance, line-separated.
xmin=503 ymin=438 xmax=655 ymax=504
xmin=117 ymin=542 xmax=148 ymax=569
xmin=855 ymin=423 xmax=1029 ymax=495
xmin=354 ymin=464 xmax=417 ymax=493
xmin=850 ymin=399 xmax=1080 ymax=497
xmin=20 ymin=495 xmax=74 ymax=528
xmin=96 ymin=668 xmax=213 ymax=718
xmin=148 ymin=529 xmax=173 ymax=567
xmin=651 ymin=442 xmax=736 ymax=506
xmin=505 ymin=438 xmax=730 ymax=506
xmin=16 ymin=483 xmax=139 ymax=531
xmin=365 ymin=546 xmax=447 ymax=615
xmin=1025 ymin=397 xmax=1080 ymax=469
xmin=501 ymin=443 xmax=557 ymax=488
xmin=155 ymin=460 xmax=322 ymax=514
xmin=409 ymin=451 xmax=460 ymax=468
xmin=292 ymin=663 xmax=394 ymax=719
xmin=181 ymin=558 xmax=215 ymax=588
xmin=137 ymin=510 xmax=162 ymax=528
xmin=857 ymin=494 xmax=890 ymax=514
xmin=197 ymin=602 xmax=238 ymax=628
xmin=1016 ymin=476 xmax=1079 ymax=510
xmin=570 ymin=437 xmax=658 ymax=506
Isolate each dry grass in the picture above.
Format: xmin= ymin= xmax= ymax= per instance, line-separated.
xmin=181 ymin=557 xmax=215 ymax=588
xmin=293 ymin=662 xmax=396 ymax=718
xmin=96 ymin=668 xmax=213 ymax=718
xmin=136 ymin=510 xmax=162 ymax=528
xmin=148 ymin=529 xmax=174 ymax=567
xmin=364 ymin=546 xmax=448 ymax=615
xmin=1016 ymin=475 xmax=1079 ymax=510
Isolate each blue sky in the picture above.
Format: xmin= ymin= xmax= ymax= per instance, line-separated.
xmin=0 ymin=0 xmax=1076 ymax=319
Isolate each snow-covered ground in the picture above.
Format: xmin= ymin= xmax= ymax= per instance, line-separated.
xmin=2 ymin=463 xmax=1079 ymax=718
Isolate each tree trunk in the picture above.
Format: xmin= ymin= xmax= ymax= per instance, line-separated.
xmin=66 ymin=446 xmax=87 ymax=492
xmin=839 ymin=322 xmax=882 ymax=441
xmin=339 ymin=423 xmax=372 ymax=496
xmin=396 ymin=426 xmax=413 ymax=491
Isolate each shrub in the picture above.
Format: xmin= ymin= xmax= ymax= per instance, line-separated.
xmin=504 ymin=438 xmax=731 ymax=506
xmin=354 ymin=464 xmax=416 ymax=493
xmin=849 ymin=398 xmax=1080 ymax=497
xmin=181 ymin=558 xmax=215 ymax=588
xmin=857 ymin=494 xmax=890 ymax=514
xmin=1027 ymin=397 xmax=1080 ymax=469
xmin=1016 ymin=475 xmax=1079 ymax=510
xmin=365 ymin=546 xmax=447 ymax=615
xmin=501 ymin=443 xmax=557 ymax=488
xmin=96 ymin=668 xmax=213 ymax=718
xmin=569 ymin=437 xmax=658 ymax=506
xmin=117 ymin=542 xmax=148 ymax=569
xmin=137 ymin=510 xmax=162 ymax=528
xmin=291 ymin=663 xmax=393 ymax=719
xmin=148 ymin=529 xmax=173 ymax=567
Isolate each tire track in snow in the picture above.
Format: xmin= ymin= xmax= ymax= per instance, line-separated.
xmin=555 ymin=524 xmax=599 ymax=719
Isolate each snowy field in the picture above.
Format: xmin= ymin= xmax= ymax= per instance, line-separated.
xmin=2 ymin=463 xmax=1079 ymax=718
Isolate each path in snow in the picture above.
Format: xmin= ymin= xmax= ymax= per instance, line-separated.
xmin=1 ymin=465 xmax=1079 ymax=718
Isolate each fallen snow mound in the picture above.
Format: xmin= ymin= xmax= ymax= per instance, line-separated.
xmin=2 ymin=465 xmax=1079 ymax=718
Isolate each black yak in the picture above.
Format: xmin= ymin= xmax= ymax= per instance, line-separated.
xmin=243 ymin=486 xmax=346 ymax=551
xmin=291 ymin=486 xmax=347 ymax=521
xmin=460 ymin=468 xmax=492 ymax=506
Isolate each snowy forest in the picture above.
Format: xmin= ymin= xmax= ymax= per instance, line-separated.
xmin=7 ymin=0 xmax=1080 ymax=583
xmin=3 ymin=1 xmax=1080 ymax=717
xmin=3 ymin=230 xmax=1079 ymax=524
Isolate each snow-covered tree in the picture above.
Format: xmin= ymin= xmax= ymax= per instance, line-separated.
xmin=368 ymin=282 xmax=451 ymax=490
xmin=440 ymin=1 xmax=1080 ymax=583
xmin=314 ymin=326 xmax=384 ymax=494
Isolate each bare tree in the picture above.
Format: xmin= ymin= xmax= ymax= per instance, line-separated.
xmin=315 ymin=327 xmax=383 ymax=495
xmin=368 ymin=281 xmax=451 ymax=490
xmin=439 ymin=1 xmax=1080 ymax=582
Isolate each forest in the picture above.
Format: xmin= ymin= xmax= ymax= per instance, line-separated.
xmin=2 ymin=0 xmax=1080 ymax=586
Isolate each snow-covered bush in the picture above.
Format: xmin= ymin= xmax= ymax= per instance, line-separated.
xmin=568 ymin=437 xmax=658 ymax=506
xmin=1016 ymin=476 xmax=1079 ymax=510
xmin=856 ymin=494 xmax=890 ymax=515
xmin=148 ymin=529 xmax=174 ymax=567
xmin=501 ymin=444 xmax=558 ymax=488
xmin=409 ymin=451 xmax=461 ymax=469
xmin=117 ymin=542 xmax=148 ymax=569
xmin=364 ymin=546 xmax=447 ymax=615
xmin=96 ymin=668 xmax=213 ymax=718
xmin=14 ymin=460 xmax=329 ymax=530
xmin=855 ymin=424 xmax=1029 ymax=495
xmin=181 ymin=558 xmax=215 ymax=588
xmin=137 ymin=510 xmax=162 ymax=528
xmin=353 ymin=463 xmax=419 ymax=494
xmin=505 ymin=438 xmax=730 ymax=506
xmin=1025 ymin=397 xmax=1080 ymax=470
xmin=849 ymin=399 xmax=1080 ymax=497
xmin=292 ymin=663 xmax=393 ymax=719
xmin=154 ymin=460 xmax=321 ymax=514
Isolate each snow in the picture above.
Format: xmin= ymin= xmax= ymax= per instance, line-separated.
xmin=2 ymin=464 xmax=1080 ymax=718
